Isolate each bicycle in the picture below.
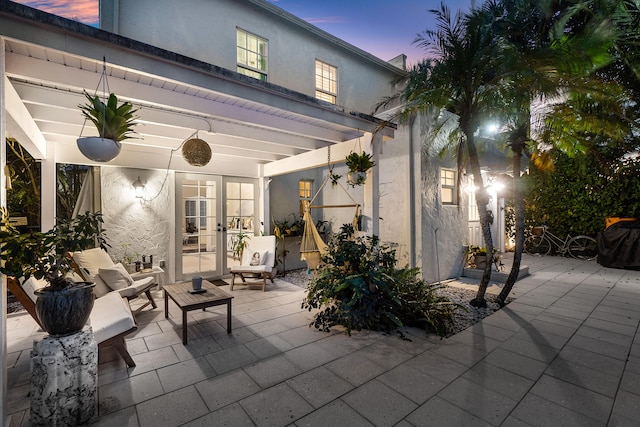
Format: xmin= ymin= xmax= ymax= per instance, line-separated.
xmin=525 ymin=225 xmax=597 ymax=260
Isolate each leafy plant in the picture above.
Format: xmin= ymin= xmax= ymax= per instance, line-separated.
xmin=0 ymin=209 xmax=108 ymax=290
xmin=78 ymin=90 xmax=138 ymax=142
xmin=345 ymin=152 xmax=375 ymax=173
xmin=231 ymin=230 xmax=251 ymax=261
xmin=302 ymin=224 xmax=458 ymax=337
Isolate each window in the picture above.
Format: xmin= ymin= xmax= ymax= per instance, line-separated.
xmin=441 ymin=168 xmax=456 ymax=205
xmin=299 ymin=179 xmax=313 ymax=215
xmin=315 ymin=60 xmax=337 ymax=104
xmin=237 ymin=29 xmax=268 ymax=81
xmin=299 ymin=180 xmax=312 ymax=199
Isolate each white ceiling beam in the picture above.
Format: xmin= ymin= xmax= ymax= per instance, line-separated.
xmin=4 ymin=76 xmax=46 ymax=158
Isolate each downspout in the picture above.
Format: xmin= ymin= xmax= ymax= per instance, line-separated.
xmin=409 ymin=116 xmax=416 ymax=268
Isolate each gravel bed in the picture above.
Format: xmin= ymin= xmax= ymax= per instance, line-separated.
xmin=279 ymin=268 xmax=509 ymax=337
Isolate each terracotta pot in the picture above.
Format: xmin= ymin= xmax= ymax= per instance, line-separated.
xmin=35 ymin=282 xmax=96 ymax=337
xmin=77 ymin=137 xmax=121 ymax=162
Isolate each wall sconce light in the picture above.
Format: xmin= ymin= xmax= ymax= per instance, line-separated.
xmin=132 ymin=176 xmax=145 ymax=198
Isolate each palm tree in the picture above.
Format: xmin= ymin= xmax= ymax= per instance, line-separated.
xmin=376 ymin=3 xmax=506 ymax=307
xmin=466 ymin=0 xmax=618 ymax=306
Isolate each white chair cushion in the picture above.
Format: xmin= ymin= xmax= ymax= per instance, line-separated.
xmin=113 ymin=276 xmax=155 ymax=298
xmin=72 ymin=247 xmax=115 ymax=279
xmin=230 ymin=265 xmax=272 ymax=274
xmin=243 ymin=250 xmax=268 ymax=266
xmin=99 ymin=263 xmax=135 ymax=291
xmin=236 ymin=236 xmax=276 ymax=268
xmin=89 ymin=292 xmax=135 ymax=344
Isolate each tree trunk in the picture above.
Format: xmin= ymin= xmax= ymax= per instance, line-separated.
xmin=499 ymin=136 xmax=525 ymax=306
xmin=466 ymin=134 xmax=494 ymax=308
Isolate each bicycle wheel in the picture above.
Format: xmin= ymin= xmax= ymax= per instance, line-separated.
xmin=568 ymin=236 xmax=597 ymax=260
xmin=525 ymin=236 xmax=551 ymax=255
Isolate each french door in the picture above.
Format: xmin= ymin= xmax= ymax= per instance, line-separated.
xmin=175 ymin=173 xmax=257 ymax=281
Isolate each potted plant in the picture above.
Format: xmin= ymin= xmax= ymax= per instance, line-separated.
xmin=231 ymin=230 xmax=250 ymax=261
xmin=0 ymin=209 xmax=108 ymax=336
xmin=467 ymin=245 xmax=496 ymax=269
xmin=345 ymin=152 xmax=375 ymax=187
xmin=77 ymin=90 xmax=138 ymax=162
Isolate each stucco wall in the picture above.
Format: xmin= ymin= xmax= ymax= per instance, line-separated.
xmin=100 ymin=167 xmax=174 ymax=282
xmin=417 ymin=116 xmax=468 ymax=283
xmin=101 ymin=0 xmax=402 ymax=113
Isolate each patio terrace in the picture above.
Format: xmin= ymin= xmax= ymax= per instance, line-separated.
xmin=6 ymin=254 xmax=640 ymax=426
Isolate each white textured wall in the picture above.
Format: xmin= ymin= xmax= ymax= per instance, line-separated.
xmin=100 ymin=167 xmax=174 ymax=281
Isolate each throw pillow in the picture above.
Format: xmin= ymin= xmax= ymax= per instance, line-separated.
xmin=247 ymin=250 xmax=268 ymax=266
xmin=99 ymin=263 xmax=135 ymax=291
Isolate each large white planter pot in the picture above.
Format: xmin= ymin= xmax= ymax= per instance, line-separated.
xmin=77 ymin=137 xmax=121 ymax=162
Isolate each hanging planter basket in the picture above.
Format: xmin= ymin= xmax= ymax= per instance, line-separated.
xmin=76 ymin=137 xmax=122 ymax=162
xmin=76 ymin=57 xmax=138 ymax=163
xmin=347 ymin=171 xmax=367 ymax=187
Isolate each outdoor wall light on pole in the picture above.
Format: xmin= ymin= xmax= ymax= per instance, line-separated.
xmin=132 ymin=176 xmax=145 ymax=198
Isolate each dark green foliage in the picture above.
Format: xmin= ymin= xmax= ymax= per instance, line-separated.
xmin=523 ymin=150 xmax=640 ymax=238
xmin=79 ymin=91 xmax=138 ymax=142
xmin=302 ymin=224 xmax=458 ymax=337
xmin=0 ymin=210 xmax=108 ymax=290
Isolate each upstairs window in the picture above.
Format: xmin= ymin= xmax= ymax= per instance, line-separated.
xmin=441 ymin=168 xmax=457 ymax=205
xmin=315 ymin=60 xmax=337 ymax=104
xmin=237 ymin=29 xmax=268 ymax=81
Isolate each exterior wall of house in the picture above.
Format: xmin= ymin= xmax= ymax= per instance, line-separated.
xmin=99 ymin=0 xmax=403 ymax=114
xmin=100 ymin=167 xmax=174 ymax=283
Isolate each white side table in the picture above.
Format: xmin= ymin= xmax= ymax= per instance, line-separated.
xmin=131 ymin=266 xmax=165 ymax=288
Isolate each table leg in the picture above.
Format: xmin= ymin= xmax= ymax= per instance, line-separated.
xmin=164 ymin=290 xmax=168 ymax=318
xmin=227 ymin=299 xmax=232 ymax=334
xmin=182 ymin=310 xmax=188 ymax=344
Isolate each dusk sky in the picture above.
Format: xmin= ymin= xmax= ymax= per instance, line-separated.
xmin=13 ymin=0 xmax=477 ymax=65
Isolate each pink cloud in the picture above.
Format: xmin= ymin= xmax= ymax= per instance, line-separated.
xmin=14 ymin=0 xmax=98 ymax=24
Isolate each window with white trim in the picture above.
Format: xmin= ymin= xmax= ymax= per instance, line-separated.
xmin=237 ymin=29 xmax=268 ymax=81
xmin=315 ymin=60 xmax=337 ymax=104
xmin=441 ymin=168 xmax=457 ymax=205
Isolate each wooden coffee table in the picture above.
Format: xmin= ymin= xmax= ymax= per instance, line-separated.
xmin=164 ymin=280 xmax=233 ymax=344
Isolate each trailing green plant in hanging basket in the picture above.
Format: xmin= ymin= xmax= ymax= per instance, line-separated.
xmin=345 ymin=152 xmax=375 ymax=187
xmin=345 ymin=152 xmax=375 ymax=173
xmin=77 ymin=91 xmax=139 ymax=162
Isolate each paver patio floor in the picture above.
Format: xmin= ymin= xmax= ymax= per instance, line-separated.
xmin=6 ymin=254 xmax=640 ymax=426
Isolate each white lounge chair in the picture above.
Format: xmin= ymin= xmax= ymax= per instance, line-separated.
xmin=230 ymin=235 xmax=276 ymax=291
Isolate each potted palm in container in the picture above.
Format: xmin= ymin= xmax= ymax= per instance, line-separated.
xmin=0 ymin=209 xmax=108 ymax=336
xmin=345 ymin=151 xmax=375 ymax=187
xmin=77 ymin=91 xmax=138 ymax=162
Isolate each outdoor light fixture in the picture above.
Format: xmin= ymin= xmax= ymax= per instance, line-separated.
xmin=132 ymin=176 xmax=145 ymax=198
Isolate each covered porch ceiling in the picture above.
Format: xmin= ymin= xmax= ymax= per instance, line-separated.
xmin=1 ymin=4 xmax=394 ymax=178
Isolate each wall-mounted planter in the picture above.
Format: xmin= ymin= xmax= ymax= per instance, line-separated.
xmin=77 ymin=137 xmax=122 ymax=162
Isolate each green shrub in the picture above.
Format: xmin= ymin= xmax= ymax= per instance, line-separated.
xmin=302 ymin=224 xmax=458 ymax=337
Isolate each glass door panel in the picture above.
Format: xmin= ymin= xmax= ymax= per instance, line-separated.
xmin=225 ymin=180 xmax=256 ymax=270
xmin=177 ymin=174 xmax=221 ymax=280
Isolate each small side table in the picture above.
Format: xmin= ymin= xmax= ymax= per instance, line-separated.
xmin=131 ymin=266 xmax=165 ymax=288
xmin=164 ymin=280 xmax=233 ymax=344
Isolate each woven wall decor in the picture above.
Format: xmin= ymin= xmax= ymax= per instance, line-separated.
xmin=182 ymin=138 xmax=212 ymax=167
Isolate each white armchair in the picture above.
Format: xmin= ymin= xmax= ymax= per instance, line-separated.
xmin=70 ymin=248 xmax=157 ymax=313
xmin=230 ymin=235 xmax=276 ymax=291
